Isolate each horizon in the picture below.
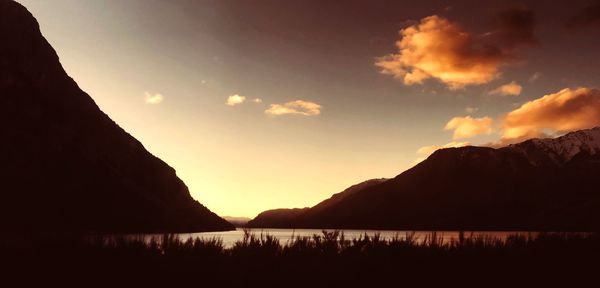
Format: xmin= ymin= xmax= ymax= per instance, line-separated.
xmin=16 ymin=0 xmax=600 ymax=218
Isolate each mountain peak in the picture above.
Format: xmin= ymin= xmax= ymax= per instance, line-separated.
xmin=508 ymin=126 xmax=600 ymax=165
xmin=248 ymin=126 xmax=600 ymax=231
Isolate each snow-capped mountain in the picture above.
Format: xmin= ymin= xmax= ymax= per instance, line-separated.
xmin=248 ymin=126 xmax=600 ymax=231
xmin=509 ymin=127 xmax=600 ymax=165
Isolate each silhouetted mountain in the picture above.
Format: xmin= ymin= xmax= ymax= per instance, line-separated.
xmin=222 ymin=216 xmax=251 ymax=227
xmin=0 ymin=1 xmax=233 ymax=233
xmin=249 ymin=128 xmax=600 ymax=231
xmin=247 ymin=179 xmax=387 ymax=228
xmin=248 ymin=208 xmax=310 ymax=228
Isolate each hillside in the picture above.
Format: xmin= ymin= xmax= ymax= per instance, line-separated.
xmin=247 ymin=179 xmax=387 ymax=228
xmin=249 ymin=128 xmax=600 ymax=231
xmin=0 ymin=0 xmax=233 ymax=233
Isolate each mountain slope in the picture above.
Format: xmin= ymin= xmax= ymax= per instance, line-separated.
xmin=248 ymin=208 xmax=310 ymax=228
xmin=247 ymin=179 xmax=387 ymax=228
xmin=0 ymin=0 xmax=233 ymax=232
xmin=250 ymin=128 xmax=600 ymax=231
xmin=222 ymin=216 xmax=252 ymax=227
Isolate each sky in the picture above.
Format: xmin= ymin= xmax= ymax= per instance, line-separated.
xmin=17 ymin=0 xmax=600 ymax=218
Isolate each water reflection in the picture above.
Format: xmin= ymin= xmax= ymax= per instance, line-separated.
xmin=130 ymin=228 xmax=542 ymax=248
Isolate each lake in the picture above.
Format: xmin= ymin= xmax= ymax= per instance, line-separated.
xmin=131 ymin=228 xmax=540 ymax=248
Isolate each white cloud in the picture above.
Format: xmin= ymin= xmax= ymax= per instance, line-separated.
xmin=226 ymin=94 xmax=246 ymax=106
xmin=144 ymin=92 xmax=164 ymax=104
xmin=253 ymin=98 xmax=263 ymax=103
xmin=265 ymin=100 xmax=322 ymax=116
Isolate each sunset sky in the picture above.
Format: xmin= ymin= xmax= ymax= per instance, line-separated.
xmin=18 ymin=0 xmax=600 ymax=217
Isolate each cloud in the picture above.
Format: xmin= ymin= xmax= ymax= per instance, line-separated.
xmin=567 ymin=4 xmax=600 ymax=29
xmin=489 ymin=81 xmax=522 ymax=96
xmin=528 ymin=72 xmax=542 ymax=83
xmin=465 ymin=106 xmax=479 ymax=114
xmin=445 ymin=116 xmax=494 ymax=139
xmin=375 ymin=8 xmax=535 ymax=89
xmin=417 ymin=141 xmax=470 ymax=156
xmin=375 ymin=15 xmax=501 ymax=89
xmin=429 ymin=87 xmax=600 ymax=148
xmin=144 ymin=92 xmax=164 ymax=104
xmin=226 ymin=94 xmax=246 ymax=106
xmin=265 ymin=100 xmax=321 ymax=116
xmin=252 ymin=98 xmax=263 ymax=103
xmin=500 ymin=87 xmax=600 ymax=143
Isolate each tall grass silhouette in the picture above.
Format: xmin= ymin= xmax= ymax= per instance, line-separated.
xmin=2 ymin=231 xmax=598 ymax=286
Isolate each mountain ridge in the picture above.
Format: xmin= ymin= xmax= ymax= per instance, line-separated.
xmin=0 ymin=0 xmax=234 ymax=233
xmin=249 ymin=127 xmax=600 ymax=231
xmin=508 ymin=127 xmax=600 ymax=166
xmin=247 ymin=178 xmax=387 ymax=228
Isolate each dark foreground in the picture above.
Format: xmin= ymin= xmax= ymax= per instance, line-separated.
xmin=2 ymin=231 xmax=598 ymax=287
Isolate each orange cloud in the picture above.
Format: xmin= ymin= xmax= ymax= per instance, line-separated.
xmin=417 ymin=141 xmax=470 ymax=156
xmin=376 ymin=9 xmax=535 ymax=90
xmin=445 ymin=116 xmax=494 ymax=139
xmin=489 ymin=81 xmax=522 ymax=96
xmin=501 ymin=87 xmax=600 ymax=143
xmin=375 ymin=15 xmax=502 ymax=89
xmin=265 ymin=100 xmax=321 ymax=116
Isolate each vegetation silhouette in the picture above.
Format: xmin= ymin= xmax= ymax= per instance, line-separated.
xmin=2 ymin=230 xmax=598 ymax=286
xmin=1 ymin=1 xmax=599 ymax=286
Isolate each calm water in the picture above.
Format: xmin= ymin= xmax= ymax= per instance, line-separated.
xmin=132 ymin=228 xmax=539 ymax=248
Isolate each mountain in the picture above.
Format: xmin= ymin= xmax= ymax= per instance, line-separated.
xmin=248 ymin=208 xmax=310 ymax=228
xmin=247 ymin=179 xmax=387 ymax=228
xmin=222 ymin=216 xmax=252 ymax=227
xmin=0 ymin=1 xmax=233 ymax=233
xmin=249 ymin=128 xmax=600 ymax=231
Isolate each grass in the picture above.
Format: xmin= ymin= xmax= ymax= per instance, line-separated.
xmin=1 ymin=230 xmax=598 ymax=286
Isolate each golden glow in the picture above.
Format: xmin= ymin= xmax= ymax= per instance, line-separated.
xmin=18 ymin=0 xmax=600 ymax=219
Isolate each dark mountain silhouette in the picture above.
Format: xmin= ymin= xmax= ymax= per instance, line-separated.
xmin=248 ymin=208 xmax=310 ymax=228
xmin=247 ymin=179 xmax=387 ymax=228
xmin=0 ymin=1 xmax=233 ymax=233
xmin=249 ymin=128 xmax=600 ymax=231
